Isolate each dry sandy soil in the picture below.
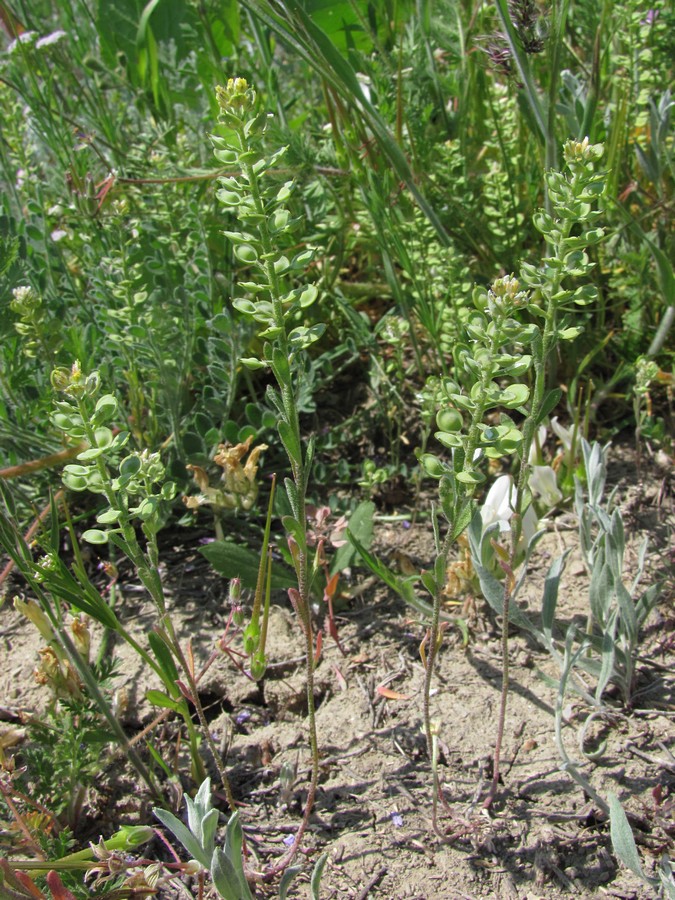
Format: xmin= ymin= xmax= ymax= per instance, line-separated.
xmin=1 ymin=443 xmax=673 ymax=899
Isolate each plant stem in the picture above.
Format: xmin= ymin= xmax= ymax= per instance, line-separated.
xmin=234 ymin=120 xmax=320 ymax=872
xmin=483 ymin=563 xmax=513 ymax=808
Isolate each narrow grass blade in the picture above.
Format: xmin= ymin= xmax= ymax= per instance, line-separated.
xmin=241 ymin=0 xmax=450 ymax=245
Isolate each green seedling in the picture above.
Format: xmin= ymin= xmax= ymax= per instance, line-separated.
xmin=154 ymin=778 xmax=327 ymax=899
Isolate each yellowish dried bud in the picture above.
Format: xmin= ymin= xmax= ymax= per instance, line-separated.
xmin=14 ymin=597 xmax=55 ymax=644
xmin=71 ymin=616 xmax=91 ymax=661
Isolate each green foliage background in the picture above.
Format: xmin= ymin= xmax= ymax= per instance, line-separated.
xmin=0 ymin=0 xmax=672 ymax=500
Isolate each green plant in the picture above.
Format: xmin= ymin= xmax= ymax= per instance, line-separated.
xmin=154 ymin=778 xmax=327 ymax=899
xmin=574 ymin=439 xmax=661 ymax=704
xmin=3 ymin=823 xmax=154 ymax=880
xmin=211 ymin=76 xmax=326 ymax=871
xmin=0 ymin=486 xmax=163 ymax=803
xmin=481 ymin=440 xmax=662 ymax=813
xmin=9 ymin=619 xmax=118 ymax=831
xmin=417 ymin=138 xmax=607 ymax=809
xmin=0 ymin=362 xmax=242 ymax=802
xmin=609 ymin=792 xmax=675 ymax=899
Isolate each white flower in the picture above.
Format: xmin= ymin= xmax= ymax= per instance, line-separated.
xmin=355 ymin=72 xmax=372 ymax=104
xmin=50 ymin=229 xmax=68 ymax=242
xmin=528 ymin=424 xmax=548 ymax=464
xmin=481 ymin=475 xmax=515 ymax=534
xmin=36 ymin=30 xmax=67 ymax=50
xmin=6 ymin=31 xmax=38 ymax=54
xmin=529 ymin=465 xmax=563 ymax=508
xmin=12 ymin=285 xmax=34 ymax=304
xmin=550 ymin=416 xmax=573 ymax=451
xmin=521 ymin=505 xmax=538 ymax=545
xmin=481 ymin=474 xmax=538 ymax=545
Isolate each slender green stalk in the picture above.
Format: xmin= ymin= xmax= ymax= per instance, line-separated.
xmin=420 ymin=140 xmax=606 ymax=816
xmin=485 ymin=140 xmax=606 ymax=805
xmin=213 ymin=78 xmax=322 ymax=873
xmin=56 ymin=623 xmax=163 ymax=803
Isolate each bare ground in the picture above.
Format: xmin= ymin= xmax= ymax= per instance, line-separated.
xmin=1 ymin=443 xmax=673 ymax=899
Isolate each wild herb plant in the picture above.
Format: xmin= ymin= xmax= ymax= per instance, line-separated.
xmin=415 ymin=138 xmax=607 ymax=809
xmin=9 ymin=616 xmax=118 ymax=831
xmin=573 ymin=439 xmax=660 ymax=706
xmin=488 ymin=438 xmax=662 ymax=814
xmin=609 ymin=792 xmax=675 ymax=899
xmin=0 ymin=482 xmax=164 ymax=802
xmin=0 ymin=3 xmax=672 ymax=894
xmin=211 ymin=77 xmax=325 ymax=871
xmin=2 ymin=822 xmax=169 ymax=900
xmin=48 ymin=362 xmax=255 ymax=795
xmin=154 ymin=777 xmax=327 ymax=898
xmin=0 ymin=362 xmax=249 ymax=802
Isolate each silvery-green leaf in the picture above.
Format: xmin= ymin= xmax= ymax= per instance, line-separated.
xmin=153 ymin=808 xmax=209 ymax=869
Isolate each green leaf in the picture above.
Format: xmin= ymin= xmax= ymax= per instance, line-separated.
xmin=450 ymin=500 xmax=475 ymax=542
xmin=146 ymin=690 xmax=183 ymax=712
xmin=279 ymin=866 xmax=303 ymax=900
xmin=310 ymin=852 xmax=329 ymax=899
xmin=82 ymin=528 xmax=109 ymax=544
xmin=536 ymin=388 xmax=563 ymax=424
xmin=221 ymin=811 xmax=253 ymax=899
xmin=146 ymin=741 xmax=174 ymax=779
xmin=608 ymin=793 xmax=653 ymax=883
xmin=278 ymin=420 xmax=301 ymax=468
xmin=153 ymin=808 xmax=210 ymax=869
xmin=541 ymin=551 xmax=569 ymax=640
xmin=147 ymin=631 xmax=180 ymax=694
xmin=271 ymin=346 xmax=291 ymax=386
xmin=420 ymin=570 xmax=437 ymax=597
xmin=212 ymin=845 xmax=253 ymax=900
xmin=242 ymin=1 xmax=450 ymax=247
xmin=332 ymin=500 xmax=374 ymax=574
xmin=199 ymin=540 xmax=295 ymax=591
xmin=347 ymin=529 xmax=433 ymax=618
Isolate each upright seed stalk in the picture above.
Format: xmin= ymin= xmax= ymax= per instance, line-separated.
xmin=213 ymin=79 xmax=323 ymax=872
xmin=421 ymin=138 xmax=606 ymax=814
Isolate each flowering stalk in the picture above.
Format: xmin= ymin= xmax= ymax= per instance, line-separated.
xmin=420 ymin=275 xmax=534 ymax=763
xmin=51 ymin=362 xmax=213 ymax=787
xmin=213 ymin=79 xmax=324 ymax=873
xmin=420 ymin=138 xmax=606 ymax=810
xmin=486 ymin=139 xmax=606 ymax=806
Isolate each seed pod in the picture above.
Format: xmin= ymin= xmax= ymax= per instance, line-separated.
xmin=436 ymin=408 xmax=463 ymax=433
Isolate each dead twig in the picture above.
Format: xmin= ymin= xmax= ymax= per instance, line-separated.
xmin=354 ymin=865 xmax=387 ymax=900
